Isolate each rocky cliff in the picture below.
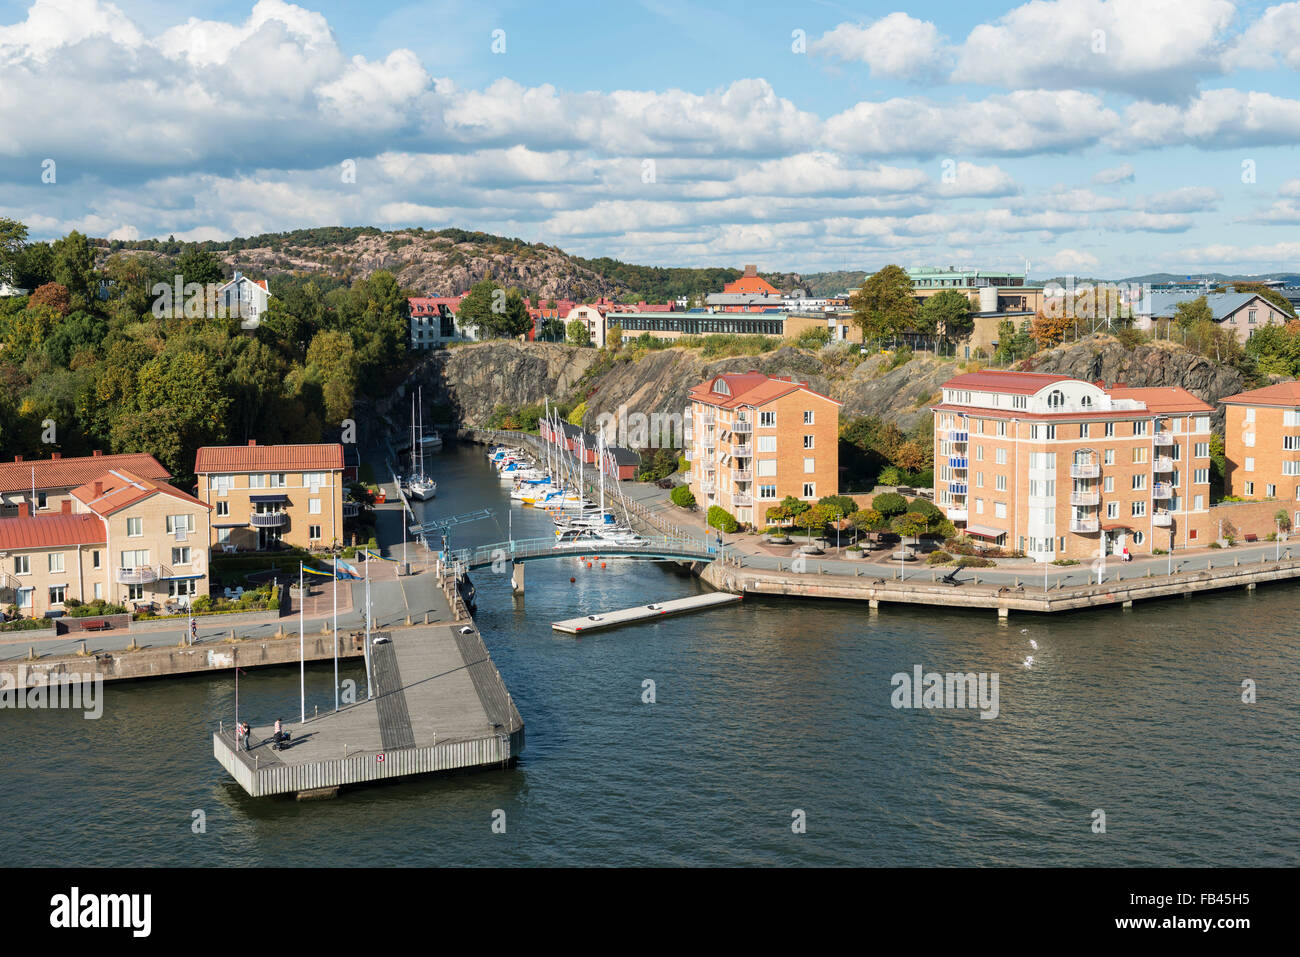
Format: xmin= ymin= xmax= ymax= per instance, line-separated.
xmin=367 ymin=333 xmax=1251 ymax=439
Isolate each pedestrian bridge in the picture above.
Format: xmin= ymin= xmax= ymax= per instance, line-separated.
xmin=448 ymin=535 xmax=719 ymax=570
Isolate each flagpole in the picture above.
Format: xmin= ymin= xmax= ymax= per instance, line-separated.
xmin=298 ymin=561 xmax=305 ymax=724
xmin=364 ymin=549 xmax=372 ymax=700
xmin=332 ymin=556 xmax=339 ymax=712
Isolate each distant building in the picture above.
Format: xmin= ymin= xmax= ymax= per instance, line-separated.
xmin=0 ymin=282 xmax=29 ymax=297
xmin=724 ymin=265 xmax=781 ymax=297
xmin=1220 ymin=382 xmax=1300 ymax=501
xmin=215 ymin=272 xmax=271 ymax=330
xmin=1134 ymin=291 xmax=1290 ymax=343
xmin=0 ymin=451 xmax=170 ymax=517
xmin=686 ymin=372 xmax=841 ymax=528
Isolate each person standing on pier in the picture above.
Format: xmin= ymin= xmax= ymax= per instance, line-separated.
xmin=242 ymin=721 xmax=251 ymax=749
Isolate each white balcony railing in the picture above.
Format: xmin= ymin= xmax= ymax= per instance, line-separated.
xmin=1153 ymin=483 xmax=1173 ymax=499
xmin=1153 ymin=433 xmax=1174 ymax=447
xmin=731 ymin=469 xmax=753 ymax=483
xmin=1070 ymin=518 xmax=1100 ymax=533
xmin=1070 ymin=463 xmax=1100 ymax=478
xmin=732 ymin=420 xmax=753 ymax=433
xmin=250 ymin=511 xmax=288 ymax=528
xmin=116 ymin=565 xmax=158 ymax=585
xmin=733 ymin=444 xmax=752 ymax=457
xmin=1152 ymin=512 xmax=1172 ymax=527
xmin=1070 ymin=491 xmax=1100 ymax=506
xmin=733 ymin=493 xmax=753 ymax=507
xmin=946 ymin=508 xmax=969 ymax=522
xmin=1153 ymin=456 xmax=1174 ymax=472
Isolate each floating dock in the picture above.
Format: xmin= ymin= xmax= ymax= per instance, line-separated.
xmin=552 ymin=592 xmax=741 ymax=634
xmin=213 ymin=623 xmax=523 ymax=798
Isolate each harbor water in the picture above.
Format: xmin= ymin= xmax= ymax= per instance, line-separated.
xmin=1 ymin=443 xmax=1296 ymax=866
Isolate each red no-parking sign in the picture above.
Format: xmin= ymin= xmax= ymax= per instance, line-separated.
xmin=376 ymin=753 xmax=386 ymax=763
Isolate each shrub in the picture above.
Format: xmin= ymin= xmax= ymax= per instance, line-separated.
xmin=191 ymin=595 xmax=214 ymax=612
xmin=872 ymin=492 xmax=909 ymax=517
xmin=956 ymin=556 xmax=994 ymax=568
xmin=926 ymin=550 xmax=953 ymax=565
xmin=669 ymin=485 xmax=696 ymax=509
xmin=878 ymin=466 xmax=903 ymax=486
xmin=706 ymin=505 xmax=739 ymax=534
xmin=1050 ymin=558 xmax=1080 ymax=566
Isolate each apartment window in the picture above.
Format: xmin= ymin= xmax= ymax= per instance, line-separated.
xmin=1104 ymin=449 xmax=1115 ymax=465
xmin=975 ymin=446 xmax=984 ymax=462
xmin=1107 ymin=502 xmax=1119 ymax=519
xmin=757 ymin=460 xmax=777 ymax=477
xmin=1246 ymin=408 xmax=1256 ymax=423
xmin=759 ymin=411 xmax=775 ymax=427
xmin=758 ymin=485 xmax=777 ymax=500
xmin=1131 ymin=501 xmax=1146 ymax=517
xmin=309 ymin=525 xmax=322 ymax=541
xmin=996 ymin=475 xmax=1007 ymax=492
xmin=1132 ymin=474 xmax=1146 ymax=490
xmin=997 ymin=421 xmax=1007 ymax=437
xmin=976 ymin=472 xmax=984 ymax=488
xmin=93 ymin=583 xmax=103 ymax=600
xmin=268 ymin=473 xmax=287 ymax=488
xmin=757 ymin=436 xmax=777 ymax=453
xmin=803 ymin=458 xmax=815 ymax=474
xmin=1248 ymin=309 xmax=1258 ymax=324
xmin=1134 ymin=421 xmax=1148 ymax=436
xmin=1047 ymin=425 xmax=1056 ymax=439
xmin=171 ymin=547 xmax=191 ymax=566
xmin=121 ymin=549 xmax=149 ymax=569
xmin=1103 ymin=476 xmax=1114 ymax=492
xmin=1194 ymin=468 xmax=1209 ymax=484
xmin=995 ymin=448 xmax=1007 ymax=465
xmin=91 ymin=551 xmax=100 ymax=569
xmin=1195 ymin=495 xmax=1204 ymax=510
xmin=994 ymin=502 xmax=1007 ymax=519
xmin=169 ymin=580 xmax=197 ymax=599
xmin=126 ymin=517 xmax=143 ymax=537
xmin=48 ymin=553 xmax=64 ymax=573
xmin=304 ymin=472 xmax=328 ymax=489
xmin=127 ymin=584 xmax=144 ymax=601
xmin=1286 ymin=462 xmax=1300 ymax=476
xmin=1196 ymin=416 xmax=1210 ymax=432
xmin=1244 ymin=432 xmax=1256 ymax=447
xmin=1080 ymin=423 xmax=1090 ymax=438
xmin=1132 ymin=531 xmax=1145 ymax=545
xmin=216 ymin=501 xmax=229 ymax=517
xmin=1245 ymin=481 xmax=1255 ymax=495
xmin=217 ymin=528 xmax=232 ymax=543
xmin=1105 ymin=422 xmax=1115 ymax=437
xmin=48 ymin=585 xmax=66 ymax=605
xmin=213 ymin=475 xmax=233 ymax=494
xmin=1195 ymin=442 xmax=1209 ymax=457
xmin=16 ymin=587 xmax=33 ymax=609
xmin=803 ymin=410 xmax=815 ymax=425
xmin=803 ymin=435 xmax=815 ymax=449
xmin=166 ymin=514 xmax=195 ymax=533
xmin=1132 ymin=447 xmax=1147 ymax=464
xmin=13 ymin=555 xmax=30 ymax=576
xmin=1267 ymin=484 xmax=1276 ymax=497
xmin=1011 ymin=396 xmax=1026 ymax=410
xmin=802 ymin=483 xmax=815 ymax=498
xmin=249 ymin=474 xmax=266 ymax=488
xmin=1245 ymin=457 xmax=1255 ymax=472
xmin=309 ymin=498 xmax=322 ymax=515
xmin=975 ymin=499 xmax=985 ymax=515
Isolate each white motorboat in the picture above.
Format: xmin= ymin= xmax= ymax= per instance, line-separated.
xmin=405 ymin=476 xmax=436 ymax=500
xmin=404 ymin=388 xmax=436 ymax=499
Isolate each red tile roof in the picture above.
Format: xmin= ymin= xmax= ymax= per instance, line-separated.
xmin=724 ymin=275 xmax=780 ymax=296
xmin=0 ymin=512 xmax=105 ymax=550
xmin=194 ymin=442 xmax=344 ymax=473
xmin=0 ymin=453 xmax=169 ymax=495
xmin=688 ymin=372 xmax=841 ymax=409
xmin=1108 ymin=387 xmax=1213 ymax=414
xmin=70 ymin=470 xmax=210 ymax=517
xmin=941 ymin=370 xmax=1075 ymax=395
xmin=1220 ymin=381 xmax=1300 ymax=408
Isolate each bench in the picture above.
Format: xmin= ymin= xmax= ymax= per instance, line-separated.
xmin=1244 ymin=533 xmax=1258 ymax=543
xmin=82 ymin=619 xmax=108 ymax=631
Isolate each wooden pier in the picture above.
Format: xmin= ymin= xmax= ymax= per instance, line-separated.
xmin=552 ymin=592 xmax=741 ymax=634
xmin=213 ymin=623 xmax=523 ymax=798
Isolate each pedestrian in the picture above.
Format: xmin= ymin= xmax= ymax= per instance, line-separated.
xmin=235 ymin=722 xmax=244 ymax=749
xmin=190 ymin=619 xmax=198 ymax=643
xmin=241 ymin=721 xmax=251 ymax=750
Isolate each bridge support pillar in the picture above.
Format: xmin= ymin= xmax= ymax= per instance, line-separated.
xmin=1122 ymin=600 xmax=1133 ymax=610
xmin=868 ymin=599 xmax=879 ymax=614
xmin=997 ymin=606 xmax=1009 ymax=620
xmin=511 ymin=562 xmax=525 ymax=595
xmin=1245 ymin=582 xmax=1256 ymax=591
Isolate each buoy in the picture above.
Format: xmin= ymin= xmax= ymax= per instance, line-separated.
xmin=570 ymin=577 xmax=576 ymax=583
xmin=601 ymin=562 xmax=606 ymax=569
xmin=586 ymin=562 xmax=592 ymax=568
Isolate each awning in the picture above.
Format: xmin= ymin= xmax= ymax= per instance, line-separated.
xmin=212 ymin=522 xmax=249 ymax=529
xmin=964 ymin=524 xmax=1006 ymax=540
xmin=249 ymin=494 xmax=288 ymax=503
xmin=161 ymin=573 xmax=205 ymax=581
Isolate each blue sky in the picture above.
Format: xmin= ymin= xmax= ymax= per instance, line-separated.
xmin=4 ymin=0 xmax=1300 ymax=277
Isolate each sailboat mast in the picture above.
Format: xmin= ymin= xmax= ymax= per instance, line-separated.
xmin=418 ymin=386 xmax=426 ymax=480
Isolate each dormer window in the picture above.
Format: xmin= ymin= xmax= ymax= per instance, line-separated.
xmin=713 ymin=379 xmax=731 ymax=396
xmin=1047 ymin=390 xmax=1065 ymax=408
xmin=1080 ymin=395 xmax=1092 ymax=408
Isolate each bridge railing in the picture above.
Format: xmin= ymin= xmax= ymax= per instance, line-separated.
xmin=449 ymin=534 xmax=717 ymax=569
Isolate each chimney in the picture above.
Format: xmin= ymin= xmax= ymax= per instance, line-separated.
xmin=18 ymin=503 xmax=29 ymax=518
xmin=248 ymin=439 xmax=256 ymax=447
xmin=93 ymin=481 xmax=103 ymax=498
xmin=61 ymin=499 xmax=72 ymax=514
xmin=14 ymin=455 xmax=21 ymax=463
xmin=744 ymin=264 xmax=757 ymax=277
xmin=93 ymin=449 xmax=102 ymax=457
xmin=51 ymin=452 xmax=61 ymax=460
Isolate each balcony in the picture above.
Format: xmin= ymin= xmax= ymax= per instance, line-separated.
xmin=949 ymin=430 xmax=969 ymax=443
xmin=733 ymin=493 xmax=753 ymax=507
xmin=946 ymin=508 xmax=968 ymax=522
xmin=699 ymin=412 xmax=715 ymax=425
xmin=733 ymin=444 xmax=752 ymax=457
xmin=731 ymin=469 xmax=753 ymax=483
xmin=704 ymin=462 xmax=716 ymax=473
xmin=948 ymin=483 xmax=968 ymax=495
xmin=701 ymin=482 xmax=715 ymax=495
xmin=342 ymin=501 xmax=360 ymax=518
xmin=1153 ymin=511 xmax=1172 ymax=527
xmin=1153 ymin=433 xmax=1174 ymax=447
xmin=732 ymin=420 xmax=753 ymax=433
xmin=1070 ymin=463 xmax=1100 ymax=478
xmin=1070 ymin=518 xmax=1100 ymax=533
xmin=684 ymin=450 xmax=693 ymax=462
xmin=1153 ymin=456 xmax=1174 ymax=472
xmin=684 ymin=428 xmax=693 ymax=441
xmin=1069 ymin=491 xmax=1100 ymax=506
xmin=1153 ymin=483 xmax=1173 ymax=499
xmin=250 ymin=511 xmax=288 ymax=528
xmin=116 ymin=565 xmax=158 ymax=585
xmin=682 ymin=472 xmax=692 ymax=484
xmin=948 ymin=457 xmax=968 ymax=469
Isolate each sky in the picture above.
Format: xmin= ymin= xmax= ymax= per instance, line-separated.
xmin=4 ymin=0 xmax=1300 ymax=278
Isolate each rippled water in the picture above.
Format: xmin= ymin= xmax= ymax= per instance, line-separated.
xmin=2 ymin=444 xmax=1296 ymax=867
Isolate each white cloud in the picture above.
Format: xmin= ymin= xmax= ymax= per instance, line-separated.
xmin=1224 ymin=2 xmax=1300 ymax=70
xmin=1172 ymin=241 xmax=1300 ymax=266
xmin=1120 ymin=90 xmax=1300 ymax=149
xmin=1137 ymin=186 xmax=1220 ymax=213
xmin=952 ymin=0 xmax=1236 ymax=100
xmin=1045 ymin=248 xmax=1101 ymax=271
xmin=1093 ymin=163 xmax=1134 ymax=185
xmin=935 ymin=162 xmax=1019 ymax=198
xmin=811 ymin=14 xmax=950 ymax=81
xmin=1108 ymin=212 xmax=1196 ymax=232
xmin=1280 ymin=178 xmax=1300 ymax=197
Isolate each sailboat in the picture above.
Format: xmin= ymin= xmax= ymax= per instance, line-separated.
xmin=404 ymin=389 xmax=436 ymax=500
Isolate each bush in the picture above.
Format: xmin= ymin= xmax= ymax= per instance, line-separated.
xmin=926 ymin=550 xmax=953 ymax=566
xmin=872 ymin=492 xmax=909 ymax=518
xmin=706 ymin=505 xmax=739 ymax=534
xmin=1050 ymin=558 xmax=1080 ymax=566
xmin=956 ymin=556 xmax=994 ymax=568
xmin=795 ymin=326 xmax=832 ymax=349
xmin=191 ymin=595 xmax=213 ymax=612
xmin=64 ymin=599 xmax=127 ymax=618
xmin=669 ymin=485 xmax=696 ymax=509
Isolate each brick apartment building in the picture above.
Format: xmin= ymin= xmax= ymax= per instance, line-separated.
xmin=1221 ymin=382 xmax=1300 ymax=500
xmin=685 ymin=372 xmax=841 ymax=527
xmin=932 ymin=371 xmax=1214 ymax=561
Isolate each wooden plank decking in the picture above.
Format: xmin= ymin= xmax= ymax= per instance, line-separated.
xmin=552 ymin=592 xmax=741 ymax=634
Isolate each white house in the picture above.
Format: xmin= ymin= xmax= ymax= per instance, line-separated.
xmin=214 ymin=272 xmax=272 ymax=330
xmin=0 ymin=282 xmax=29 ymax=297
xmin=565 ymin=304 xmax=608 ymax=347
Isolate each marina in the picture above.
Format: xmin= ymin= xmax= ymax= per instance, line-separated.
xmin=552 ymin=592 xmax=741 ymax=634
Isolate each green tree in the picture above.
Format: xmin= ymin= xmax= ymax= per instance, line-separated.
xmin=919 ymin=289 xmax=972 ymax=349
xmin=539 ymin=317 xmax=566 ymax=342
xmin=456 ymin=279 xmax=502 ymax=338
xmin=892 ymin=510 xmax=929 ymax=547
xmin=303 ymin=329 xmax=358 ymax=425
xmin=50 ymin=231 xmax=96 ymax=309
xmin=501 ymin=288 xmax=534 ymax=338
xmin=850 ymin=265 xmax=918 ymax=345
xmin=567 ymin=317 xmax=591 ymax=346
xmin=112 ymin=351 xmax=231 ymax=479
xmin=1173 ymin=296 xmax=1214 ymax=339
xmin=706 ymin=505 xmax=739 ymax=534
xmin=174 ymin=245 xmax=226 ymax=286
xmin=670 ymin=484 xmax=696 ymax=508
xmin=872 ymin=491 xmax=908 ymax=518
xmin=0 ymin=217 xmax=28 ymax=285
